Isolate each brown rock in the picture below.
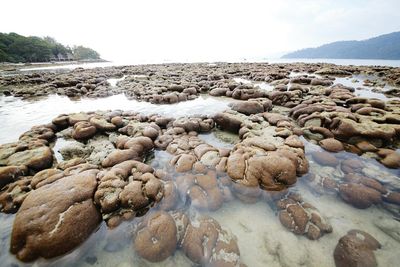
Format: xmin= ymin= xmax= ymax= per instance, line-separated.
xmin=319 ymin=138 xmax=344 ymax=152
xmin=71 ymin=121 xmax=96 ymax=140
xmin=380 ymin=152 xmax=400 ymax=169
xmin=134 ymin=211 xmax=177 ymax=262
xmin=7 ymin=146 xmax=53 ymax=171
xmin=334 ymin=230 xmax=381 ymax=267
xmin=339 ymin=183 xmax=382 ymax=209
xmin=10 ymin=170 xmax=101 ymax=262
xmin=0 ymin=165 xmax=28 ymax=188
xmin=312 ymin=151 xmax=339 ymax=167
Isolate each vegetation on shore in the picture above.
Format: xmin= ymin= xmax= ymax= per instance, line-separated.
xmin=0 ymin=32 xmax=101 ymax=63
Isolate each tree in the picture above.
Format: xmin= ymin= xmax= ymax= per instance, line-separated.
xmin=0 ymin=32 xmax=101 ymax=63
xmin=72 ymin=45 xmax=101 ymax=60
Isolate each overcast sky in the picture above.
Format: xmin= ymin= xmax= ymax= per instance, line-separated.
xmin=1 ymin=0 xmax=399 ymax=62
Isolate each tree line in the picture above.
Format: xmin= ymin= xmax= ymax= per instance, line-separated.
xmin=0 ymin=32 xmax=101 ymax=63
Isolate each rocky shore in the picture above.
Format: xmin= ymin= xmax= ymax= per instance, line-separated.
xmin=0 ymin=62 xmax=400 ymax=266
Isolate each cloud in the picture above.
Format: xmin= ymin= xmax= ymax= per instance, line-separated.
xmin=1 ymin=0 xmax=399 ymax=61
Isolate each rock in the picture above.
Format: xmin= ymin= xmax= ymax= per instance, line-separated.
xmin=182 ymin=216 xmax=220 ymax=264
xmin=31 ymin=168 xmax=64 ymax=189
xmin=174 ymin=154 xmax=197 ymax=172
xmin=214 ymin=112 xmax=244 ymax=133
xmin=89 ymin=116 xmax=116 ymax=131
xmin=339 ymin=183 xmax=382 ymax=209
xmin=380 ymin=152 xmax=400 ymax=169
xmin=10 ymin=170 xmax=101 ymax=262
xmin=101 ymin=149 xmax=140 ymax=167
xmin=312 ymin=151 xmax=339 ymax=167
xmin=181 ymin=215 xmax=242 ymax=266
xmin=0 ymin=176 xmax=32 ymax=213
xmin=111 ymin=116 xmax=124 ymax=127
xmin=0 ymin=165 xmax=28 ymax=189
xmin=382 ymin=192 xmax=400 ymax=205
xmin=334 ymin=230 xmax=381 ymax=267
xmin=7 ymin=146 xmax=53 ymax=171
xmin=68 ymin=112 xmax=90 ymax=125
xmin=227 ymin=150 xmax=297 ymax=190
xmin=72 ymin=121 xmax=97 ymax=140
xmin=134 ymin=211 xmax=177 ymax=262
xmin=176 ymin=172 xmax=223 ymax=211
xmin=276 ymin=193 xmax=332 ymax=239
xmin=210 ymin=88 xmax=229 ymax=96
xmin=319 ymin=138 xmax=344 ymax=152
xmin=356 ymin=141 xmax=378 ymax=153
xmin=57 ymin=158 xmax=86 ymax=170
xmin=331 ymin=117 xmax=396 ymax=142
xmin=229 ymin=101 xmax=264 ymax=115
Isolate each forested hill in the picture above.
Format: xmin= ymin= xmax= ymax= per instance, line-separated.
xmin=0 ymin=32 xmax=101 ymax=63
xmin=282 ymin=31 xmax=400 ymax=60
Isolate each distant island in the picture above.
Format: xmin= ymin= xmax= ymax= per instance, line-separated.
xmin=282 ymin=31 xmax=400 ymax=60
xmin=0 ymin=32 xmax=102 ymax=63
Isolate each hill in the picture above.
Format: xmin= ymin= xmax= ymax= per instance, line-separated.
xmin=0 ymin=32 xmax=101 ymax=63
xmin=282 ymin=31 xmax=400 ymax=60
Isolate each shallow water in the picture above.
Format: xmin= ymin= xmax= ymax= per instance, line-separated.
xmin=15 ymin=58 xmax=400 ymax=72
xmin=1 ymin=73 xmax=400 ymax=266
xmin=233 ymin=77 xmax=274 ymax=92
xmin=0 ymin=94 xmax=236 ymax=144
xmin=333 ymin=75 xmax=396 ymax=100
xmin=1 ymin=134 xmax=400 ymax=267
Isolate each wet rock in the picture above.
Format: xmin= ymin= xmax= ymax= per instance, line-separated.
xmin=312 ymin=151 xmax=339 ymax=167
xmin=210 ymin=87 xmax=229 ymax=96
xmin=71 ymin=121 xmax=97 ymax=140
xmin=10 ymin=170 xmax=101 ymax=262
xmin=133 ymin=211 xmax=177 ymax=262
xmin=331 ymin=117 xmax=396 ymax=142
xmin=227 ymin=150 xmax=297 ymax=190
xmin=382 ymin=192 xmax=400 ymax=205
xmin=95 ymin=161 xmax=162 ymax=227
xmin=214 ymin=111 xmax=245 ymax=133
xmin=0 ymin=166 xmax=28 ymax=189
xmin=181 ymin=215 xmax=243 ymax=267
xmin=380 ymin=151 xmax=400 ymax=169
xmin=277 ymin=193 xmax=332 ymax=240
xmin=7 ymin=146 xmax=53 ymax=171
xmin=0 ymin=176 xmax=32 ymax=213
xmin=31 ymin=169 xmax=64 ymax=189
xmin=319 ymin=138 xmax=344 ymax=152
xmin=176 ymin=171 xmax=224 ymax=211
xmin=229 ymin=101 xmax=264 ymax=115
xmin=339 ymin=183 xmax=382 ymax=209
xmin=89 ymin=116 xmax=116 ymax=131
xmin=102 ymin=145 xmax=143 ymax=168
xmin=56 ymin=158 xmax=86 ymax=170
xmin=334 ymin=230 xmax=381 ymax=267
xmin=68 ymin=112 xmax=90 ymax=125
xmin=173 ymin=154 xmax=197 ymax=172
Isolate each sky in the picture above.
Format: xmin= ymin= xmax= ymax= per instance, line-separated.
xmin=1 ymin=0 xmax=399 ymax=62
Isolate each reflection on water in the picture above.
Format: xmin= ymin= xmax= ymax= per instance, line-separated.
xmin=233 ymin=77 xmax=274 ymax=92
xmin=52 ymin=138 xmax=77 ymax=162
xmin=16 ymin=58 xmax=400 ymax=72
xmin=198 ymin=131 xmax=238 ymax=149
xmin=107 ymin=76 xmax=125 ymax=87
xmin=0 ymin=94 xmax=233 ymax=144
xmin=333 ymin=75 xmax=394 ymax=100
